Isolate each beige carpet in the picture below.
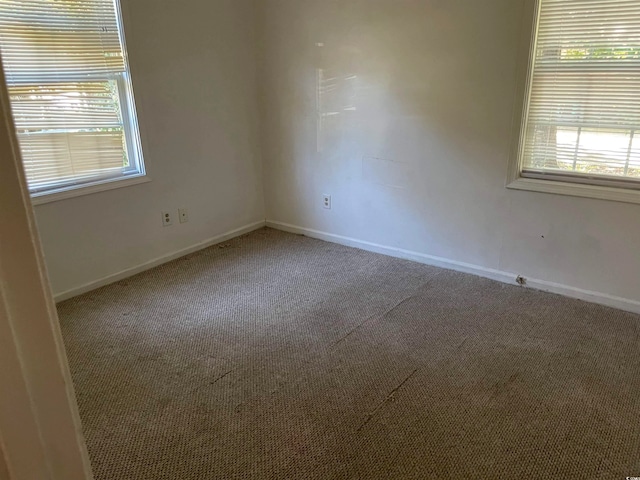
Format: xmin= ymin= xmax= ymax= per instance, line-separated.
xmin=58 ymin=227 xmax=640 ymax=479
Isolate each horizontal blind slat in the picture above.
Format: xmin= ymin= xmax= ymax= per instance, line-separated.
xmin=0 ymin=0 xmax=137 ymax=192
xmin=522 ymin=0 xmax=640 ymax=181
xmin=0 ymin=0 xmax=124 ymax=79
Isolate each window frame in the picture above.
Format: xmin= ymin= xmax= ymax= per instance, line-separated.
xmin=506 ymin=0 xmax=640 ymax=205
xmin=2 ymin=0 xmax=149 ymax=205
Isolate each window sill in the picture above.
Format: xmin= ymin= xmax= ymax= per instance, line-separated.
xmin=507 ymin=176 xmax=640 ymax=205
xmin=31 ymin=174 xmax=150 ymax=206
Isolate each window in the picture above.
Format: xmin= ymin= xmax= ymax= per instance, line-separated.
xmin=509 ymin=0 xmax=640 ymax=203
xmin=0 ymin=0 xmax=145 ymax=200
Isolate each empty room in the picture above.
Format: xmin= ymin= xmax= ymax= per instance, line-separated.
xmin=2 ymin=0 xmax=640 ymax=479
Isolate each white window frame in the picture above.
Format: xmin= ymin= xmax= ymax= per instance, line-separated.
xmin=506 ymin=0 xmax=640 ymax=205
xmin=2 ymin=0 xmax=149 ymax=205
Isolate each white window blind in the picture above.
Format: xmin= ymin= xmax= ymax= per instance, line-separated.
xmin=0 ymin=0 xmax=144 ymax=196
xmin=520 ymin=0 xmax=640 ymax=187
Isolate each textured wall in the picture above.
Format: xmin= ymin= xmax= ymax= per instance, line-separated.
xmin=260 ymin=0 xmax=640 ymax=304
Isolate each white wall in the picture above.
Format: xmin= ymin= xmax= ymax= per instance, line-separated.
xmin=34 ymin=0 xmax=265 ymax=297
xmin=31 ymin=0 xmax=640 ymax=308
xmin=260 ymin=0 xmax=640 ymax=306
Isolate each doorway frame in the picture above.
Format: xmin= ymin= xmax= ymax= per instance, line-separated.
xmin=0 ymin=58 xmax=93 ymax=479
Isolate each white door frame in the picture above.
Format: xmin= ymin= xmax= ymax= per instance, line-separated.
xmin=0 ymin=59 xmax=93 ymax=479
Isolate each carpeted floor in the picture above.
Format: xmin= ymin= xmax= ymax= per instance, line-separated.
xmin=58 ymin=227 xmax=640 ymax=479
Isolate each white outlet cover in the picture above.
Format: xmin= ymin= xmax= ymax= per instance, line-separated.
xmin=162 ymin=211 xmax=173 ymax=226
xmin=178 ymin=208 xmax=189 ymax=223
xmin=323 ymin=194 xmax=331 ymax=209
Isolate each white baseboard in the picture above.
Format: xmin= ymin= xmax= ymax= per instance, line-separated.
xmin=266 ymin=220 xmax=640 ymax=315
xmin=54 ymin=220 xmax=266 ymax=302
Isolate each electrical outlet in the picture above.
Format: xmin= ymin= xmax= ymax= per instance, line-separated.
xmin=162 ymin=211 xmax=173 ymax=226
xmin=322 ymin=194 xmax=331 ymax=209
xmin=178 ymin=208 xmax=189 ymax=223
